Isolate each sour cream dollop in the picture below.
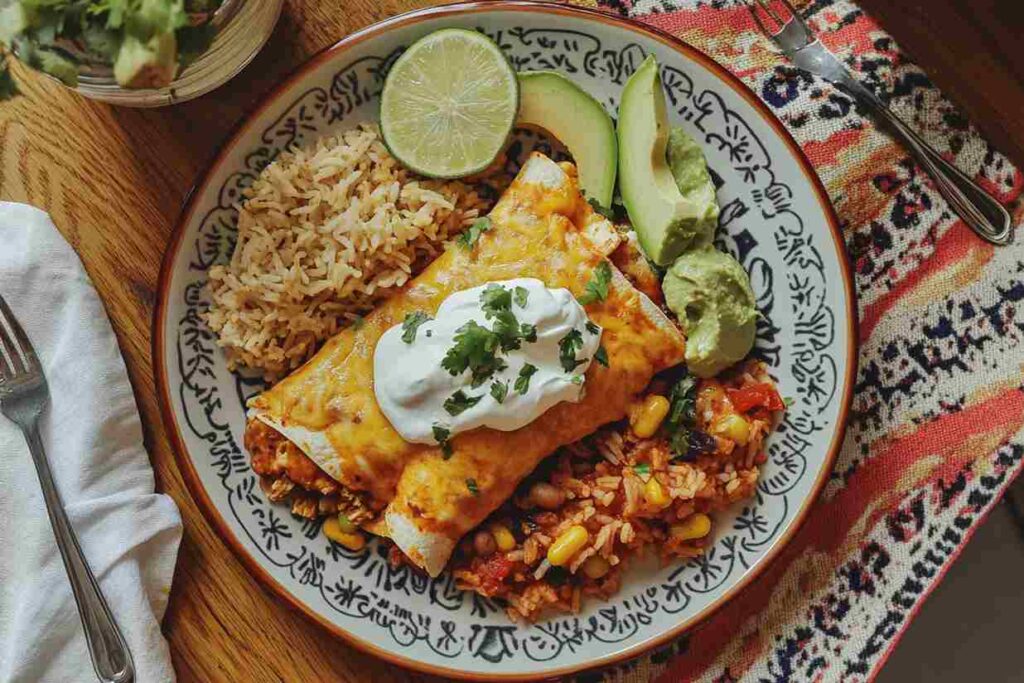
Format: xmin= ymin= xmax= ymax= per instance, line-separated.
xmin=373 ymin=278 xmax=602 ymax=444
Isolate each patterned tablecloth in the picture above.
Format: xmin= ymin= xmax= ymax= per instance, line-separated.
xmin=567 ymin=0 xmax=1024 ymax=680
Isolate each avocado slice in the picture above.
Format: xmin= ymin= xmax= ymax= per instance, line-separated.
xmin=618 ymin=56 xmax=718 ymax=266
xmin=517 ymin=71 xmax=617 ymax=209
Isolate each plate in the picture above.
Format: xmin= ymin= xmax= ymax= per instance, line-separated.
xmin=154 ymin=2 xmax=856 ymax=679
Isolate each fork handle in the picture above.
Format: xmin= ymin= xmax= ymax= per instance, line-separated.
xmin=836 ymin=77 xmax=1012 ymax=245
xmin=22 ymin=421 xmax=135 ymax=683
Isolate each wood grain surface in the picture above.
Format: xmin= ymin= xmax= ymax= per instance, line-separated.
xmin=0 ymin=1 xmax=1021 ymax=681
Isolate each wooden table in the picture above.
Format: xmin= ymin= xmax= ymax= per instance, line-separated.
xmin=0 ymin=1 xmax=1021 ymax=681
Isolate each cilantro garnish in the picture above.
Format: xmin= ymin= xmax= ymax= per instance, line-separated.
xmin=784 ymin=396 xmax=795 ymax=407
xmin=570 ymin=375 xmax=584 ymax=385
xmin=480 ymin=283 xmax=513 ymax=317
xmin=515 ymin=363 xmax=538 ymax=395
xmin=432 ymin=423 xmax=453 ymax=459
xmin=490 ymin=380 xmax=509 ymax=404
xmin=513 ymin=286 xmax=529 ymax=308
xmin=0 ymin=56 xmax=18 ymax=101
xmin=466 ymin=478 xmax=480 ymax=496
xmin=442 ymin=321 xmax=500 ymax=376
xmin=470 ymin=357 xmax=507 ymax=389
xmin=594 ymin=344 xmax=608 ymax=367
xmin=665 ymin=373 xmax=698 ymax=458
xmin=577 ymin=261 xmax=612 ymax=306
xmin=558 ymin=329 xmax=585 ymax=373
xmin=401 ymin=311 xmax=432 ymax=343
xmin=441 ymin=283 xmax=541 ymax=387
xmin=633 ymin=463 xmax=651 ymax=478
xmin=457 ymin=217 xmax=492 ymax=250
xmin=444 ymin=390 xmax=482 ymax=416
xmin=587 ymin=197 xmax=615 ymax=220
xmin=585 ymin=320 xmax=600 ymax=335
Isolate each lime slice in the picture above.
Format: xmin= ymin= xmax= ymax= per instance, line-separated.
xmin=380 ymin=28 xmax=518 ymax=178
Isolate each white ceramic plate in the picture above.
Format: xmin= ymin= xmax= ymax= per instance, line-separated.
xmin=155 ymin=3 xmax=856 ymax=679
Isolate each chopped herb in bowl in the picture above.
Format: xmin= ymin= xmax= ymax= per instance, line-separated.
xmin=0 ymin=0 xmax=228 ymax=99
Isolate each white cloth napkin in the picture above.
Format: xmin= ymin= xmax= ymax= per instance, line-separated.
xmin=0 ymin=203 xmax=183 ymax=683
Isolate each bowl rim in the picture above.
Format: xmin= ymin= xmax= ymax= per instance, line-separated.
xmin=152 ymin=2 xmax=859 ymax=679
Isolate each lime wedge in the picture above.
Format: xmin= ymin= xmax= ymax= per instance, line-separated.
xmin=380 ymin=28 xmax=518 ymax=178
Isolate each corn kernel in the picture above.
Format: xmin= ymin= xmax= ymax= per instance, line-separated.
xmin=547 ymin=525 xmax=589 ymax=566
xmin=630 ymin=394 xmax=671 ymax=438
xmin=581 ymin=555 xmax=611 ymax=579
xmin=713 ymin=413 xmax=751 ymax=446
xmin=671 ymin=513 xmax=712 ymax=541
xmin=644 ymin=476 xmax=671 ymax=508
xmin=323 ymin=516 xmax=366 ymax=550
xmin=490 ymin=524 xmax=517 ymax=552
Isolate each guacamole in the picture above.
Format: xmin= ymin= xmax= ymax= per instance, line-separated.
xmin=666 ymin=127 xmax=719 ymax=249
xmin=663 ymin=244 xmax=757 ymax=378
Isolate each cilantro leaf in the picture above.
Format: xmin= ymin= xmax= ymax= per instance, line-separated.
xmin=513 ymin=286 xmax=529 ymax=308
xmin=577 ymin=261 xmax=612 ymax=306
xmin=594 ymin=344 xmax=608 ymax=367
xmin=633 ymin=463 xmax=651 ymax=478
xmin=783 ymin=396 xmax=795 ymax=407
xmin=444 ymin=390 xmax=482 ymax=416
xmin=519 ymin=323 xmax=537 ymax=343
xmin=480 ymin=283 xmax=512 ymax=318
xmin=587 ymin=197 xmax=615 ymax=220
xmin=466 ymin=478 xmax=480 ymax=496
xmin=585 ymin=320 xmax=600 ymax=335
xmin=401 ymin=310 xmax=432 ymax=343
xmin=570 ymin=374 xmax=584 ymax=385
xmin=0 ymin=56 xmax=18 ymax=101
xmin=432 ymin=423 xmax=450 ymax=444
xmin=456 ymin=216 xmax=492 ymax=250
xmin=664 ymin=373 xmax=698 ymax=458
xmin=490 ymin=380 xmax=509 ymax=404
xmin=515 ymin=363 xmax=538 ymax=395
xmin=558 ymin=329 xmax=585 ymax=372
xmin=432 ymin=423 xmax=453 ymax=459
xmin=442 ymin=320 xmax=500 ymax=376
xmin=490 ymin=309 xmax=526 ymax=353
xmin=470 ymin=356 xmax=507 ymax=388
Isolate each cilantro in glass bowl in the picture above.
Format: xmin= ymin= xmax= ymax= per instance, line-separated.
xmin=0 ymin=0 xmax=282 ymax=106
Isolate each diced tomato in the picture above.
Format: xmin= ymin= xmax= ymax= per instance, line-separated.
xmin=477 ymin=554 xmax=513 ymax=594
xmin=727 ymin=383 xmax=785 ymax=414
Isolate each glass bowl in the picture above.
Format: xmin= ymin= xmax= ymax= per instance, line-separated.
xmin=71 ymin=0 xmax=284 ymax=107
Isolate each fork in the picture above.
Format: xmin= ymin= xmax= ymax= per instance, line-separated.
xmin=0 ymin=295 xmax=134 ymax=683
xmin=749 ymin=0 xmax=1013 ymax=245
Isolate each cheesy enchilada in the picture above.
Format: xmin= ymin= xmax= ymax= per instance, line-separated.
xmin=245 ymin=154 xmax=686 ymax=575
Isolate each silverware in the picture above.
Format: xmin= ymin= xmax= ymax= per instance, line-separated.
xmin=0 ymin=295 xmax=134 ymax=683
xmin=749 ymin=0 xmax=1013 ymax=246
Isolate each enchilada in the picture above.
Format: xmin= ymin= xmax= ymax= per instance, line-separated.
xmin=245 ymin=153 xmax=686 ymax=575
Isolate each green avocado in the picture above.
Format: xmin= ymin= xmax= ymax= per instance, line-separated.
xmin=517 ymin=71 xmax=618 ymax=209
xmin=617 ymin=55 xmax=720 ymax=266
xmin=663 ymin=244 xmax=757 ymax=378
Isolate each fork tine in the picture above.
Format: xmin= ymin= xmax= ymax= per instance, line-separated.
xmin=756 ymin=0 xmax=785 ymax=25
xmin=0 ymin=315 xmax=21 ymax=377
xmin=0 ymin=294 xmax=35 ymax=374
xmin=749 ymin=0 xmax=783 ymax=36
xmin=0 ymin=331 xmax=13 ymax=378
xmin=775 ymin=0 xmax=812 ymax=30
